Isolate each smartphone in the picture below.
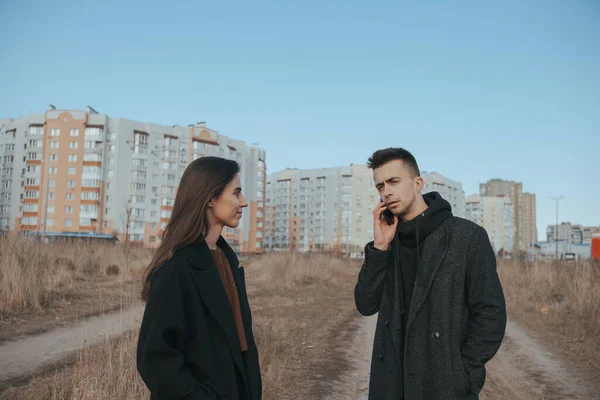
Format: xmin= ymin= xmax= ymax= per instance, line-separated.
xmin=380 ymin=198 xmax=395 ymax=225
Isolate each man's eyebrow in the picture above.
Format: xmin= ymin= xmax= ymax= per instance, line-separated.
xmin=375 ymin=176 xmax=401 ymax=185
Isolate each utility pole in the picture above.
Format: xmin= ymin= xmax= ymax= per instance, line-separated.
xmin=42 ymin=159 xmax=51 ymax=243
xmin=550 ymin=196 xmax=564 ymax=260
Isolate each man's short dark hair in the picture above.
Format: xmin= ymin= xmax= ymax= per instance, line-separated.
xmin=367 ymin=147 xmax=421 ymax=177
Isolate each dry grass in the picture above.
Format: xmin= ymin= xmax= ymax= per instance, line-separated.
xmin=8 ymin=244 xmax=598 ymax=400
xmin=0 ymin=236 xmax=153 ymax=317
xmin=1 ymin=250 xmax=362 ymax=400
xmin=0 ymin=330 xmax=146 ymax=400
xmin=498 ymin=259 xmax=600 ymax=368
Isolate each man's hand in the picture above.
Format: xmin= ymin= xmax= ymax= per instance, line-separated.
xmin=373 ymin=201 xmax=398 ymax=251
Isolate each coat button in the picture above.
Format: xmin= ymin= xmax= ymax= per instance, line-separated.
xmin=384 ymin=320 xmax=390 ymax=327
xmin=432 ymin=331 xmax=440 ymax=339
xmin=378 ymin=353 xmax=384 ymax=361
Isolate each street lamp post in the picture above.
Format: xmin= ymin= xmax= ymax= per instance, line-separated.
xmin=550 ymin=196 xmax=564 ymax=260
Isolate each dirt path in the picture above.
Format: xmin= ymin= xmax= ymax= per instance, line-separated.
xmin=483 ymin=320 xmax=599 ymax=400
xmin=317 ymin=314 xmax=376 ymax=400
xmin=0 ymin=305 xmax=144 ymax=388
xmin=323 ymin=317 xmax=598 ymax=400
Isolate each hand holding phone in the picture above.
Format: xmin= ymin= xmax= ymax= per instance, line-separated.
xmin=373 ymin=198 xmax=398 ymax=250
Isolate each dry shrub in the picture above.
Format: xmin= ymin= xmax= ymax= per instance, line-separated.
xmin=105 ymin=265 xmax=120 ymax=277
xmin=0 ymin=237 xmax=154 ymax=316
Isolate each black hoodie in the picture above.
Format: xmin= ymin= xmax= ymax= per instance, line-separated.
xmin=394 ymin=191 xmax=453 ymax=331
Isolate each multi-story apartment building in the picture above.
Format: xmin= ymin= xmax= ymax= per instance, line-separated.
xmin=583 ymin=226 xmax=600 ymax=244
xmin=465 ymin=194 xmax=514 ymax=255
xmin=479 ymin=179 xmax=536 ymax=253
xmin=421 ymin=171 xmax=466 ymax=218
xmin=547 ymin=223 xmax=600 ymax=244
xmin=265 ymin=164 xmax=379 ymax=255
xmin=0 ymin=106 xmax=266 ymax=253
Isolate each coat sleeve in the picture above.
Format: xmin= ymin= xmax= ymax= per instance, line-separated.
xmin=136 ymin=263 xmax=222 ymax=400
xmin=462 ymin=226 xmax=507 ymax=393
xmin=354 ymin=241 xmax=394 ymax=316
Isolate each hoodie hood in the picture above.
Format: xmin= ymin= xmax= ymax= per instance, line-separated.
xmin=397 ymin=191 xmax=453 ymax=248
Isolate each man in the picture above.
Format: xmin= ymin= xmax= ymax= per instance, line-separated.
xmin=354 ymin=147 xmax=506 ymax=400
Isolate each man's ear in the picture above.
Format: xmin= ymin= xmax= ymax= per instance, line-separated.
xmin=415 ymin=176 xmax=425 ymax=193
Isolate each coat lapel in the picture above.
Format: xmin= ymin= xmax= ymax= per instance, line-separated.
xmin=188 ymin=238 xmax=245 ymax=376
xmin=405 ymin=221 xmax=450 ymax=332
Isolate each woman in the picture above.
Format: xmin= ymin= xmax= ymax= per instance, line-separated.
xmin=137 ymin=156 xmax=262 ymax=400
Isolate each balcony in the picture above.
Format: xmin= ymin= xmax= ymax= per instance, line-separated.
xmin=83 ymin=154 xmax=102 ymax=162
xmin=80 ymin=211 xmax=99 ymax=220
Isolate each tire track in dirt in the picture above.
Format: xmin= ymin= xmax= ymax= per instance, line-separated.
xmin=0 ymin=305 xmax=144 ymax=389
xmin=483 ymin=320 xmax=599 ymax=400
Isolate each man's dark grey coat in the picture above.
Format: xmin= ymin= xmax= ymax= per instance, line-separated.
xmin=355 ymin=216 xmax=507 ymax=399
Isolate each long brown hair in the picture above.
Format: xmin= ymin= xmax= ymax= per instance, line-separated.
xmin=141 ymin=156 xmax=240 ymax=301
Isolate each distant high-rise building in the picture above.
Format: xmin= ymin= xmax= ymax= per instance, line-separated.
xmin=479 ymin=179 xmax=536 ymax=253
xmin=465 ymin=194 xmax=514 ymax=255
xmin=0 ymin=106 xmax=266 ymax=253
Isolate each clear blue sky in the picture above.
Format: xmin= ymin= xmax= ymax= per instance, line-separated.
xmin=1 ymin=0 xmax=598 ymax=240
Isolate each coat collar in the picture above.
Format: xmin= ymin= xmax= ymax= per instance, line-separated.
xmin=187 ymin=235 xmax=240 ymax=271
xmin=405 ymin=219 xmax=450 ymax=332
xmin=185 ymin=236 xmax=248 ymax=385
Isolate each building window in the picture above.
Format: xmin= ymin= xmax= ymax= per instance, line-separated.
xmin=48 ymin=167 xmax=57 ymax=174
xmin=23 ymin=203 xmax=39 ymax=212
xmin=50 ymin=154 xmax=58 ymax=161
xmin=80 ymin=218 xmax=92 ymax=226
xmin=65 ymin=206 xmax=73 ymax=213
xmin=82 ymin=179 xmax=100 ymax=187
xmin=70 ymin=129 xmax=79 ymax=136
xmin=50 ymin=142 xmax=59 ymax=149
xmin=64 ymin=219 xmax=72 ymax=227
xmin=68 ymin=154 xmax=77 ymax=162
xmin=49 ymin=179 xmax=56 ymax=187
xmin=22 ymin=217 xmax=38 ymax=225
xmin=69 ymin=141 xmax=78 ymax=149
xmin=66 ymin=193 xmax=74 ymax=200
xmin=68 ymin=167 xmax=76 ymax=175
xmin=81 ymin=191 xmax=99 ymax=200
xmin=66 ymin=180 xmax=76 ymax=189
xmin=50 ymin=129 xmax=60 ymax=137
xmin=85 ymin=127 xmax=103 ymax=137
xmin=29 ymin=126 xmax=43 ymax=135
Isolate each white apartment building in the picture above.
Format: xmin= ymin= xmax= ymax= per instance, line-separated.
xmin=0 ymin=106 xmax=266 ymax=253
xmin=265 ymin=164 xmax=379 ymax=255
xmin=465 ymin=194 xmax=514 ymax=255
xmin=421 ymin=171 xmax=466 ymax=218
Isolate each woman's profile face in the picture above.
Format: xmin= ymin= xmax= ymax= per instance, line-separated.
xmin=208 ymin=174 xmax=248 ymax=228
